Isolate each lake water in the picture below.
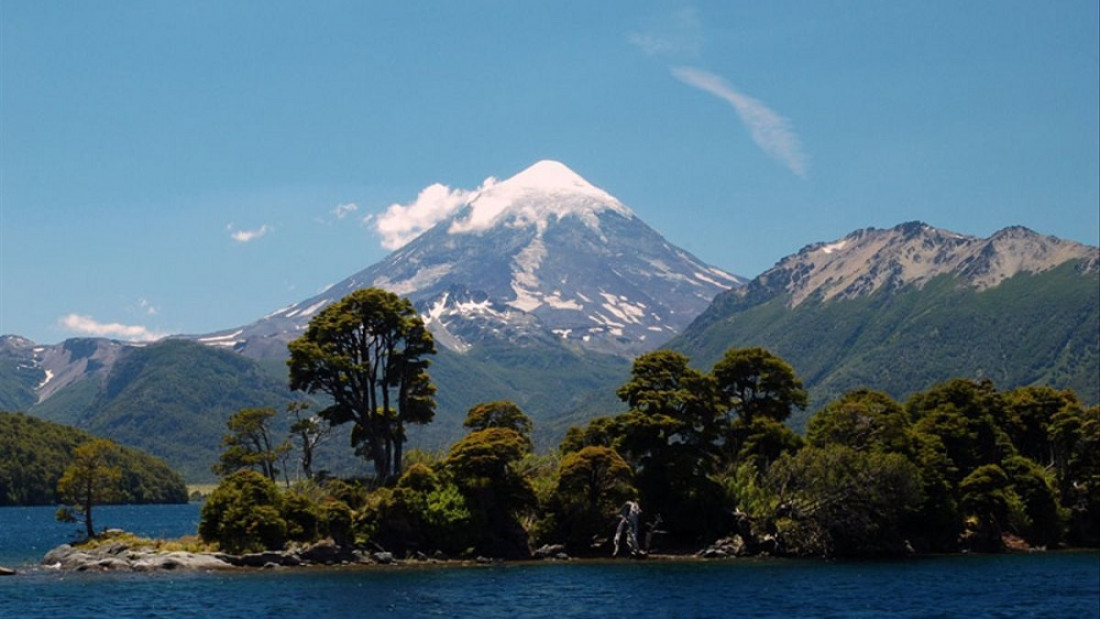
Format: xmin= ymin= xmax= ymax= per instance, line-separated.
xmin=1 ymin=504 xmax=1097 ymax=618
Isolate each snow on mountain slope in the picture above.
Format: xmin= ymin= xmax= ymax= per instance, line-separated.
xmin=207 ymin=160 xmax=744 ymax=358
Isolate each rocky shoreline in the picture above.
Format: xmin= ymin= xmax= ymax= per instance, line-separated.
xmin=37 ymin=537 xmax=584 ymax=573
xmin=30 ymin=529 xmax=1053 ymax=574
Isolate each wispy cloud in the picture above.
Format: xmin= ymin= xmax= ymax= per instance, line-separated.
xmin=59 ymin=314 xmax=166 ymax=342
xmin=227 ymin=223 xmax=272 ymax=243
xmin=373 ymin=182 xmax=482 ymax=251
xmin=628 ymin=6 xmax=703 ymax=58
xmin=332 ymin=203 xmax=358 ymax=219
xmin=672 ymin=66 xmax=808 ymax=177
xmin=137 ymin=298 xmax=158 ymax=315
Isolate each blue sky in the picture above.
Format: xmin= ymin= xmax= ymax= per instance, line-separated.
xmin=2 ymin=1 xmax=1097 ymax=344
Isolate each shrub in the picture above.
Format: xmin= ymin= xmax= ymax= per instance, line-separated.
xmin=199 ymin=470 xmax=287 ymax=554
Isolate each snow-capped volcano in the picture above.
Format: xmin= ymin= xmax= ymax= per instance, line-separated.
xmin=204 ymin=160 xmax=744 ymax=358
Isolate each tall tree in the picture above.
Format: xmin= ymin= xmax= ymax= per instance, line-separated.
xmin=613 ymin=350 xmax=725 ymax=538
xmin=56 ymin=439 xmax=123 ymax=539
xmin=445 ymin=426 xmax=537 ymax=558
xmin=213 ymin=407 xmax=290 ymax=483
xmin=287 ymin=401 xmax=330 ymax=482
xmin=712 ymin=347 xmax=807 ymax=426
xmin=288 ymin=288 xmax=436 ymax=484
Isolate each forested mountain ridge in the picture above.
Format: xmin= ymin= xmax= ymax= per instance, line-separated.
xmin=1 ymin=220 xmax=1095 ymax=482
xmin=6 ymin=340 xmax=297 ymax=482
xmin=670 ymin=223 xmax=1099 ymax=429
xmin=0 ymin=411 xmax=187 ymax=506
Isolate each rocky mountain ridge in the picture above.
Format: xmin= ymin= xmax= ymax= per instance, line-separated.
xmin=748 ymin=221 xmax=1097 ymax=308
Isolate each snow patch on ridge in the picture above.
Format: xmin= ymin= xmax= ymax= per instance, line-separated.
xmin=374 ymin=264 xmax=453 ymax=296
xmin=286 ymin=299 xmax=329 ymax=319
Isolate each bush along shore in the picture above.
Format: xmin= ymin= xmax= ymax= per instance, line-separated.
xmin=40 ymin=363 xmax=1098 ymax=571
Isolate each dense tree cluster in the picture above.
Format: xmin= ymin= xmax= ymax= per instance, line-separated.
xmin=0 ymin=412 xmax=188 ymax=507
xmin=199 ymin=288 xmax=1099 ymax=559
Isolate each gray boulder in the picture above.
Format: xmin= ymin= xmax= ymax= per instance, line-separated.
xmin=43 ymin=543 xmax=236 ymax=572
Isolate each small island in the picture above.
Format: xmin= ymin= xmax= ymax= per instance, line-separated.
xmin=26 ymin=288 xmax=1099 ymax=573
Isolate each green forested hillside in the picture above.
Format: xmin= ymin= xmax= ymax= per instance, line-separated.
xmin=670 ymin=262 xmax=1099 ymax=430
xmin=0 ymin=412 xmax=187 ymax=506
xmin=0 ymin=356 xmax=41 ymax=412
xmin=33 ymin=340 xmax=296 ymax=482
xmin=407 ymin=340 xmax=631 ymax=453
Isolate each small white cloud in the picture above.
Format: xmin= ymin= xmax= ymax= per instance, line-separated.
xmin=672 ymin=66 xmax=808 ymax=178
xmin=138 ymin=298 xmax=158 ymax=315
xmin=373 ymin=183 xmax=479 ymax=250
xmin=628 ymin=6 xmax=703 ymax=58
xmin=332 ymin=203 xmax=358 ymax=219
xmin=228 ymin=223 xmax=272 ymax=243
xmin=60 ymin=314 xmax=166 ymax=342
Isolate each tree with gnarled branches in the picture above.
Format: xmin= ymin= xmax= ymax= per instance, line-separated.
xmin=288 ymin=288 xmax=436 ymax=485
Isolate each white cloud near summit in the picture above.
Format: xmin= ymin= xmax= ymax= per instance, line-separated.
xmin=60 ymin=314 xmax=165 ymax=342
xmin=672 ymin=66 xmax=808 ymax=178
xmin=374 ymin=181 xmax=488 ymax=250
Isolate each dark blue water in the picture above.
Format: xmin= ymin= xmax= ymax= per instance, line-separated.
xmin=1 ymin=505 xmax=1097 ymax=618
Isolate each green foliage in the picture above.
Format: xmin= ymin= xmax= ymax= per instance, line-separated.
xmin=766 ymin=445 xmax=924 ymax=557
xmin=669 ymin=263 xmax=1099 ymax=431
xmin=958 ymin=464 xmax=1015 ymax=551
xmin=806 ymin=389 xmax=911 ymax=454
xmin=444 ymin=426 xmax=537 ymax=558
xmin=727 ymin=416 xmax=804 ymax=470
xmin=908 ymin=379 xmax=1012 ymax=483
xmin=560 ymin=415 xmax=619 ymax=454
xmin=1001 ymin=455 xmax=1066 ymax=548
xmin=56 ymin=439 xmax=124 ymax=538
xmin=716 ymin=461 xmax=777 ymax=520
xmin=1049 ymin=403 xmax=1100 ymax=544
xmin=713 ymin=347 xmax=807 ymax=425
xmin=213 ymin=407 xmax=291 ymax=482
xmin=998 ymin=386 xmax=1075 ymax=465
xmin=547 ymin=446 xmax=636 ymax=552
xmin=288 ymin=287 xmax=437 ymax=484
xmin=0 ymin=411 xmax=187 ymax=506
xmin=281 ymin=491 xmax=322 ymax=543
xmin=464 ymin=401 xmax=534 ymax=438
xmin=199 ymin=470 xmax=288 ymax=554
xmin=611 ymin=351 xmax=728 ymax=539
xmin=34 ymin=340 xmax=294 ymax=482
xmin=357 ymin=463 xmax=476 ymax=556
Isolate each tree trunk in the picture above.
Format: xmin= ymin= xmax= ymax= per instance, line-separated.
xmin=393 ymin=436 xmax=404 ymax=482
xmin=83 ymin=478 xmax=94 ymax=539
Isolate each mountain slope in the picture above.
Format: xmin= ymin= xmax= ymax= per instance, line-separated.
xmin=670 ymin=223 xmax=1100 ymax=429
xmin=203 ymin=160 xmax=742 ymax=359
xmin=23 ymin=340 xmax=296 ymax=482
